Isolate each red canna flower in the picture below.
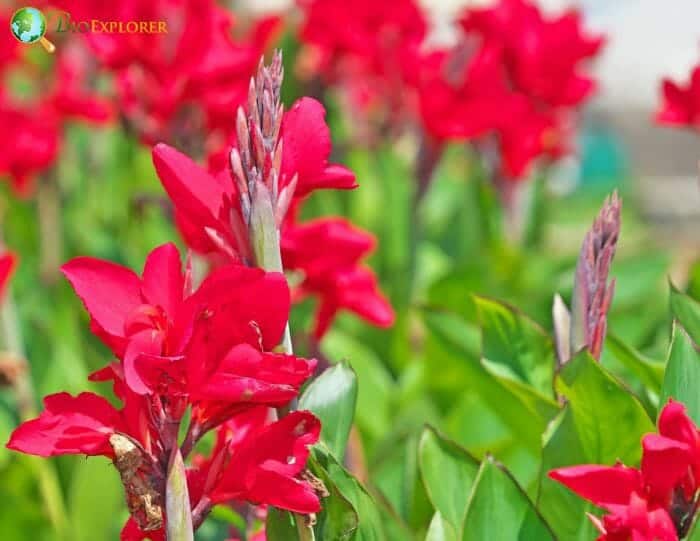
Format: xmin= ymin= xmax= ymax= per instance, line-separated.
xmin=656 ymin=65 xmax=700 ymax=130
xmin=153 ymin=54 xmax=392 ymax=340
xmin=60 ymin=243 xmax=315 ymax=416
xmin=153 ymin=96 xmax=355 ymax=265
xmin=549 ymin=399 xmax=700 ymax=541
xmin=282 ymin=217 xmax=394 ymax=339
xmin=8 ymin=242 xmax=322 ymax=537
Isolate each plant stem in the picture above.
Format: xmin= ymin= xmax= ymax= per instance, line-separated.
xmin=165 ymin=448 xmax=194 ymax=541
xmin=295 ymin=515 xmax=316 ymax=541
xmin=249 ymin=180 xmax=315 ymax=540
xmin=37 ymin=174 xmax=63 ymax=286
xmin=1 ymin=289 xmax=68 ymax=538
xmin=249 ymin=189 xmax=293 ymax=355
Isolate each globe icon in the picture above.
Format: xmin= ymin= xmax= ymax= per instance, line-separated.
xmin=10 ymin=7 xmax=54 ymax=52
xmin=10 ymin=7 xmax=47 ymax=44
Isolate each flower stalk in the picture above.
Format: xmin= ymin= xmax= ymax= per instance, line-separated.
xmin=231 ymin=51 xmax=294 ymax=353
xmin=230 ymin=50 xmax=315 ymax=541
xmin=166 ymin=449 xmax=194 ymax=541
xmin=554 ymin=192 xmax=621 ymax=365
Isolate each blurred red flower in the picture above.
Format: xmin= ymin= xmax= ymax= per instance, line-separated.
xmin=297 ymin=0 xmax=427 ymax=129
xmin=656 ymin=65 xmax=700 ymax=130
xmin=461 ymin=0 xmax=605 ymax=108
xmin=49 ymin=0 xmax=279 ymax=148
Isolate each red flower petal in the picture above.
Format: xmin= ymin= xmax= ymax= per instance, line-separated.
xmin=152 ymin=143 xmax=232 ymax=238
xmin=193 ymin=343 xmax=315 ymax=403
xmin=141 ymin=242 xmax=184 ymax=322
xmin=209 ymin=410 xmax=321 ymax=513
xmin=548 ymin=464 xmax=642 ymax=509
xmin=281 ymin=97 xmax=357 ymax=197
xmin=657 ymin=399 xmax=699 ymax=448
xmin=61 ymin=257 xmax=142 ymax=348
xmin=7 ymin=392 xmax=122 ymax=457
xmin=641 ymin=434 xmax=693 ymax=498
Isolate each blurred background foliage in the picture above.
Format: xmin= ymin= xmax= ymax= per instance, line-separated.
xmin=0 ymin=0 xmax=698 ymax=540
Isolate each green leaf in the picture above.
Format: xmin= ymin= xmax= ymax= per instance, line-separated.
xmin=462 ymin=458 xmax=554 ymax=541
xmin=556 ymin=351 xmax=654 ymax=465
xmin=538 ymin=351 xmax=654 ymax=539
xmin=424 ymin=310 xmax=557 ymax=453
xmin=307 ymin=453 xmax=359 ymax=540
xmin=606 ymin=333 xmax=664 ymax=393
xmin=321 ymin=330 xmax=394 ymax=452
xmin=425 ymin=512 xmax=457 ymax=541
xmin=670 ymin=285 xmax=700 ymax=346
xmin=661 ymin=322 xmax=700 ymax=424
xmin=266 ymin=508 xmax=299 ymax=541
xmin=474 ymin=296 xmax=555 ymax=399
xmin=299 ymin=363 xmax=358 ymax=461
xmin=418 ymin=427 xmax=479 ymax=538
xmin=68 ymin=458 xmax=123 ymax=541
xmin=208 ymin=506 xmax=246 ymax=532
xmin=313 ymin=446 xmax=386 ymax=541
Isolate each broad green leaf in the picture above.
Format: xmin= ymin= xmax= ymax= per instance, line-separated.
xmin=606 ymin=334 xmax=664 ymax=393
xmin=418 ymin=427 xmax=479 ymax=537
xmin=208 ymin=506 xmax=246 ymax=532
xmin=474 ymin=296 xmax=555 ymax=398
xmin=687 ymin=514 xmax=700 ymax=541
xmin=424 ymin=310 xmax=558 ymax=453
xmin=68 ymin=458 xmax=123 ymax=541
xmin=462 ymin=458 xmax=554 ymax=541
xmin=314 ymin=446 xmax=386 ymax=541
xmin=537 ymin=408 xmax=598 ymax=541
xmin=556 ymin=351 xmax=654 ymax=465
xmin=661 ymin=322 xmax=700 ymax=424
xmin=307 ymin=453 xmax=359 ymax=540
xmin=538 ymin=351 xmax=654 ymax=539
xmin=299 ymin=363 xmax=358 ymax=461
xmin=266 ymin=508 xmax=299 ymax=541
xmin=670 ymin=285 xmax=700 ymax=346
xmin=426 ymin=512 xmax=457 ymax=541
xmin=373 ymin=429 xmax=434 ymax=530
xmin=321 ymin=330 xmax=394 ymax=451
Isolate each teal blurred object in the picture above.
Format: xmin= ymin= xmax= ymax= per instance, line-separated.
xmin=580 ymin=119 xmax=629 ymax=186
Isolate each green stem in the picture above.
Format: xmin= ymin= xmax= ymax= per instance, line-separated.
xmin=249 ymin=188 xmax=292 ymax=354
xmin=165 ymin=448 xmax=194 ymax=541
xmin=1 ymin=290 xmax=68 ymax=537
xmin=295 ymin=515 xmax=316 ymax=541
xmin=37 ymin=175 xmax=63 ymax=286
xmin=249 ymin=187 xmax=315 ymax=540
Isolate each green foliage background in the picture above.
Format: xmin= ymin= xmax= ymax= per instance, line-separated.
xmin=0 ymin=27 xmax=698 ymax=541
